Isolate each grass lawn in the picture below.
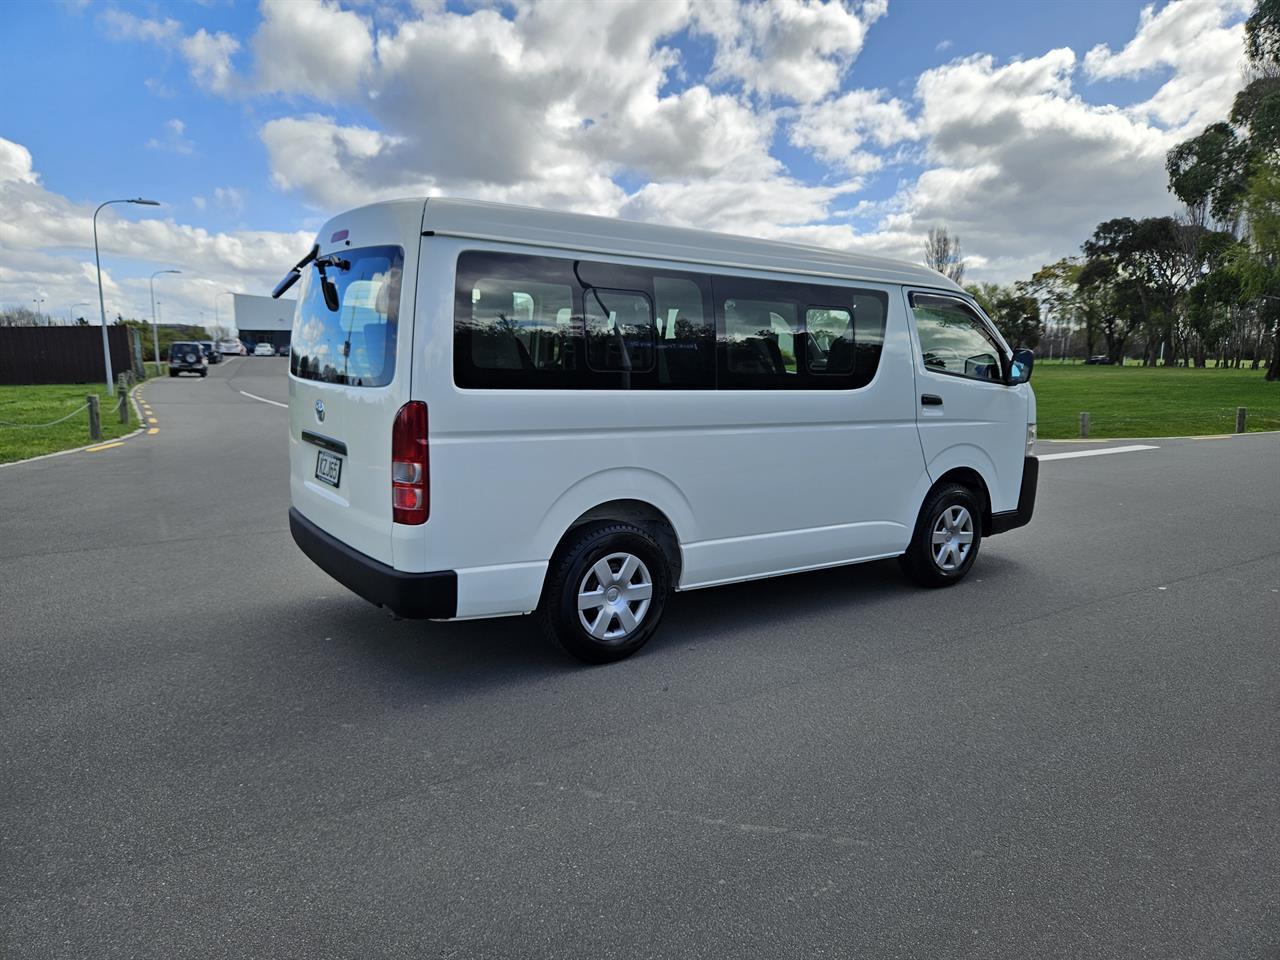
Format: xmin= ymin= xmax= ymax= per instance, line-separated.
xmin=0 ymin=383 xmax=140 ymax=464
xmin=1033 ymin=364 xmax=1280 ymax=439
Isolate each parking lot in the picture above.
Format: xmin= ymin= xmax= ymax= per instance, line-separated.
xmin=2 ymin=357 xmax=1277 ymax=958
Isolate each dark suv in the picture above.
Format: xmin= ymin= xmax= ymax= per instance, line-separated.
xmin=169 ymin=341 xmax=208 ymax=377
xmin=199 ymin=341 xmax=222 ymax=365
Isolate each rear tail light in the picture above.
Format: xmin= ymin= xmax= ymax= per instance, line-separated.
xmin=391 ymin=401 xmax=428 ymax=524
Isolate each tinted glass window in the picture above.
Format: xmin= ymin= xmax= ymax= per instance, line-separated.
xmin=453 ymin=251 xmax=886 ymax=390
xmin=290 ymin=245 xmax=403 ymax=387
xmin=715 ymin=278 xmax=887 ymax=390
xmin=455 ymin=251 xmax=714 ymax=389
xmin=911 ymin=295 xmax=1004 ymax=382
xmin=584 ymin=288 xmax=655 ymax=374
xmin=724 ymin=297 xmax=799 ymax=379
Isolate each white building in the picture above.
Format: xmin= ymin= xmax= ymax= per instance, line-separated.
xmin=232 ymin=293 xmax=295 ymax=349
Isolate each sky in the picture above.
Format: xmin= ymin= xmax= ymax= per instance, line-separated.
xmin=0 ymin=0 xmax=1253 ymax=331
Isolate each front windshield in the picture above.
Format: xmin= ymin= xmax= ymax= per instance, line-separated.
xmin=290 ymin=245 xmax=403 ymax=387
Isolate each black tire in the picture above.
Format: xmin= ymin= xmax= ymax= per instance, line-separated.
xmin=169 ymin=370 xmax=177 ymax=377
xmin=899 ymin=482 xmax=983 ymax=588
xmin=200 ymin=370 xmax=208 ymax=377
xmin=537 ymin=521 xmax=672 ymax=664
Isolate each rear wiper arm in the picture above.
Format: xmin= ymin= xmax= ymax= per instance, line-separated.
xmin=271 ymin=244 xmax=319 ymax=299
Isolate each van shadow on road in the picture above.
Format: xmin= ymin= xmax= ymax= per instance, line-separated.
xmin=294 ymin=553 xmax=1026 ymax=699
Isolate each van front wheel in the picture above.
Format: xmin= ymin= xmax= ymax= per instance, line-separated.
xmin=899 ymin=483 xmax=982 ymax=588
xmin=538 ymin=522 xmax=671 ymax=664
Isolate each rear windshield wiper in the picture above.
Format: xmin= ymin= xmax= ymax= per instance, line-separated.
xmin=271 ymin=244 xmax=318 ymax=299
xmin=272 ymin=247 xmax=350 ymax=312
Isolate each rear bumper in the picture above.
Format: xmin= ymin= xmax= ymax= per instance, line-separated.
xmin=988 ymin=456 xmax=1038 ymax=536
xmin=289 ymin=507 xmax=457 ymax=619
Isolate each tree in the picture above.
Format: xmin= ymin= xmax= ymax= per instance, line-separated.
xmin=923 ymin=226 xmax=965 ymax=285
xmin=1025 ymin=258 xmax=1091 ymax=357
xmin=964 ymin=282 xmax=1042 ymax=349
xmin=0 ymin=306 xmax=42 ymax=327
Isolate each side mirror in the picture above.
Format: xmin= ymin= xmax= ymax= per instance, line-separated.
xmin=1008 ymin=348 xmax=1034 ymax=384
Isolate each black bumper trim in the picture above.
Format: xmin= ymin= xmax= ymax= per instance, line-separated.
xmin=289 ymin=507 xmax=457 ymax=619
xmin=988 ymin=456 xmax=1038 ymax=536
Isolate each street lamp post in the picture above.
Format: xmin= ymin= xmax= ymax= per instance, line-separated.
xmin=214 ymin=290 xmax=235 ymax=342
xmin=70 ymin=301 xmax=91 ymax=326
xmin=32 ymin=297 xmax=45 ymax=323
xmin=94 ymin=197 xmax=161 ymax=394
xmin=150 ymin=269 xmax=181 ymax=372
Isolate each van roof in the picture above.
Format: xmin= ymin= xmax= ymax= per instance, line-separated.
xmin=402 ymin=197 xmax=959 ymax=291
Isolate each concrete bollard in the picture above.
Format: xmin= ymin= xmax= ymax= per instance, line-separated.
xmin=117 ymin=375 xmax=130 ymax=424
xmin=1236 ymin=406 xmax=1247 ymax=433
xmin=1079 ymin=412 xmax=1090 ymax=438
xmin=87 ymin=395 xmax=101 ymax=442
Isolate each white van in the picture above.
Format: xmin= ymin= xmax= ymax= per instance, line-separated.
xmin=275 ymin=199 xmax=1037 ymax=663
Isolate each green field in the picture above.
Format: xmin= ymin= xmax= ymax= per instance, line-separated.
xmin=0 ymin=384 xmax=140 ymax=464
xmin=1033 ymin=365 xmax=1280 ymax=439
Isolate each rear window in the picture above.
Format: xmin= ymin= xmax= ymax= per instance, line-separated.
xmin=171 ymin=343 xmax=200 ymax=359
xmin=290 ymin=245 xmax=403 ymax=387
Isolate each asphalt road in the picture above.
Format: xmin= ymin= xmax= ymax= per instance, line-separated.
xmin=2 ymin=358 xmax=1278 ymax=959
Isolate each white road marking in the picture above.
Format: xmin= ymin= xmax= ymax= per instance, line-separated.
xmin=1038 ymin=444 xmax=1159 ymax=462
xmin=238 ymin=390 xmax=287 ymax=409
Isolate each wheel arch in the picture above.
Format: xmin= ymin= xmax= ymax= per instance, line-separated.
xmin=533 ymin=468 xmax=694 ymax=583
xmin=933 ymin=465 xmax=994 ymax=535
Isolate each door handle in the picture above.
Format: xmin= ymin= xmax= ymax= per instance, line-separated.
xmin=921 ymin=394 xmax=943 ymax=406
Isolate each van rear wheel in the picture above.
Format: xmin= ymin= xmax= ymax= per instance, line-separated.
xmin=899 ymin=482 xmax=982 ymax=588
xmin=538 ymin=521 xmax=671 ymax=664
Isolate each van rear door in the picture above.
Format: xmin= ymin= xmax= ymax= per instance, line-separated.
xmin=288 ymin=201 xmax=424 ymax=567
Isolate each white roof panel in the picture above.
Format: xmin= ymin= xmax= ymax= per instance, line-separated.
xmin=410 ymin=198 xmax=960 ymax=291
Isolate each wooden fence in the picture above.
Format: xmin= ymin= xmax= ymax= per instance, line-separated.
xmin=0 ymin=326 xmax=140 ymax=386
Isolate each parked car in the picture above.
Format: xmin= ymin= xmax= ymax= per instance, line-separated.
xmin=168 ymin=341 xmax=208 ymax=377
xmin=276 ymin=344 xmax=291 ymax=357
xmin=253 ymin=342 xmax=276 ymax=357
xmin=1083 ymin=355 xmax=1114 ymax=365
xmin=281 ymin=198 xmax=1039 ymax=664
xmin=199 ymin=341 xmax=222 ymax=364
xmin=219 ymin=338 xmax=246 ymax=356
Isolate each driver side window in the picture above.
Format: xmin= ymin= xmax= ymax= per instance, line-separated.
xmin=911 ymin=295 xmax=1004 ymax=383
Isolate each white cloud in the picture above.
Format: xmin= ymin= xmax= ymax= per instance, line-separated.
xmin=694 ymin=0 xmax=887 ymax=103
xmin=790 ymin=88 xmax=918 ymax=173
xmin=0 ymin=137 xmax=310 ymax=326
xmin=146 ymin=118 xmax=194 ymax=155
xmin=98 ymin=9 xmax=182 ymax=44
xmin=214 ymin=186 xmax=245 ymax=212
xmin=1084 ymin=0 xmax=1250 ymax=134
xmin=182 ymin=28 xmax=241 ymax=94
xmin=251 ymin=0 xmax=374 ymax=101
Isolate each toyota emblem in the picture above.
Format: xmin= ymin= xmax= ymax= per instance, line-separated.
xmin=314 ymin=400 xmax=325 ymax=422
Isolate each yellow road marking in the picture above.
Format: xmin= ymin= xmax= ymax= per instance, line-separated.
xmin=86 ymin=441 xmax=124 ymax=452
xmin=147 ymin=428 xmax=159 ymax=435
xmin=147 ymin=417 xmax=158 ymax=424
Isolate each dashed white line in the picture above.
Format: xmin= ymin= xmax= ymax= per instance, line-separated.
xmin=238 ymin=390 xmax=287 ymax=409
xmin=1038 ymin=444 xmax=1159 ymax=462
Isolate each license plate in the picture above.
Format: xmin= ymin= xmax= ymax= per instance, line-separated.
xmin=315 ymin=450 xmax=342 ymax=487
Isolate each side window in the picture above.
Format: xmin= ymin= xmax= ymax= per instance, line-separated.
xmin=455 ymin=251 xmax=579 ymax=389
xmin=805 ymin=308 xmax=853 ymax=375
xmin=722 ymin=294 xmax=800 ymax=381
xmin=911 ymin=295 xmax=1004 ymax=383
xmin=584 ymin=288 xmax=655 ymax=373
xmin=716 ymin=279 xmax=887 ymax=390
xmin=652 ymin=276 xmax=715 ymax=389
xmin=455 ymin=252 xmax=715 ymax=389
